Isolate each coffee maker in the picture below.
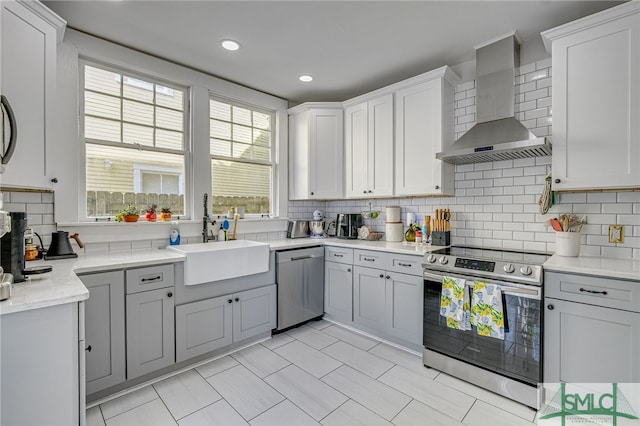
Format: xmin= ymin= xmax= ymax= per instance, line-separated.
xmin=0 ymin=212 xmax=27 ymax=282
xmin=336 ymin=213 xmax=363 ymax=239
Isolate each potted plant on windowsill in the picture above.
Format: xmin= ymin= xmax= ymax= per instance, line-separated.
xmin=160 ymin=207 xmax=172 ymax=222
xmin=145 ymin=204 xmax=157 ymax=222
xmin=116 ymin=205 xmax=140 ymax=222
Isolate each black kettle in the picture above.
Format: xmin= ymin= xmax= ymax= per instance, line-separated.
xmin=46 ymin=231 xmax=82 ymax=260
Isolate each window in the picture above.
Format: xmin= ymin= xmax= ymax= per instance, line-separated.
xmin=209 ymin=98 xmax=274 ymax=215
xmin=82 ymin=62 xmax=188 ymax=218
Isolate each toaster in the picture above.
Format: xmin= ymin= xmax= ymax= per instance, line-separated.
xmin=287 ymin=220 xmax=310 ymax=238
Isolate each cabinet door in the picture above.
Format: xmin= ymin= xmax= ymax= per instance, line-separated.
xmin=395 ymin=79 xmax=446 ymax=196
xmin=544 ymin=298 xmax=640 ymax=383
xmin=368 ymin=94 xmax=394 ymax=197
xmin=345 ymin=102 xmax=369 ymax=198
xmin=353 ymin=266 xmax=387 ymax=330
xmin=324 ymin=261 xmax=353 ymax=323
xmin=126 ymin=288 xmax=175 ymax=379
xmin=80 ymin=271 xmax=126 ymax=395
xmin=550 ymin=10 xmax=640 ymax=190
xmin=233 ymin=285 xmax=276 ymax=342
xmin=309 ymin=109 xmax=344 ymax=199
xmin=1 ymin=1 xmax=59 ymax=189
xmin=288 ymin=110 xmax=310 ymax=200
xmin=386 ymin=271 xmax=423 ymax=345
xmin=175 ymin=296 xmax=233 ymax=363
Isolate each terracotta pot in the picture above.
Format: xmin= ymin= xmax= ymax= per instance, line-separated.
xmin=123 ymin=215 xmax=139 ymax=223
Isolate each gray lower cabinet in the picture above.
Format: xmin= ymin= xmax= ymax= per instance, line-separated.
xmin=353 ymin=265 xmax=387 ymax=330
xmin=386 ymin=271 xmax=423 ymax=344
xmin=324 ymin=261 xmax=353 ymax=322
xmin=175 ymin=285 xmax=276 ymax=362
xmin=544 ymin=271 xmax=640 ymax=384
xmin=80 ymin=271 xmax=126 ymax=395
xmin=126 ymin=287 xmax=175 ymax=379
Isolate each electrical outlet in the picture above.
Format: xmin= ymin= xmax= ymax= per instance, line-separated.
xmin=608 ymin=225 xmax=624 ymax=244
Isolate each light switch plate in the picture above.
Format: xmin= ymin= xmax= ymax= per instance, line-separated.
xmin=608 ymin=225 xmax=624 ymax=244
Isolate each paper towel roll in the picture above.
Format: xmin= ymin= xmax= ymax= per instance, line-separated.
xmin=406 ymin=212 xmax=415 ymax=225
xmin=385 ymin=223 xmax=404 ymax=242
xmin=386 ymin=206 xmax=401 ymax=223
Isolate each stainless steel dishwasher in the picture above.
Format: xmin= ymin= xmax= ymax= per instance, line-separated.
xmin=276 ymin=246 xmax=324 ymax=331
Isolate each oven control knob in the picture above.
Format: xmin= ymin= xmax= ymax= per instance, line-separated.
xmin=427 ymin=254 xmax=437 ymax=263
xmin=438 ymin=256 xmax=448 ymax=265
xmin=520 ymin=266 xmax=533 ymax=276
xmin=503 ymin=264 xmax=515 ymax=273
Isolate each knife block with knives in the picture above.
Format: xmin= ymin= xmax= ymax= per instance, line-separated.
xmin=432 ymin=208 xmax=451 ymax=246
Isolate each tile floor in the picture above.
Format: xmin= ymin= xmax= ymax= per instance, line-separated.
xmin=87 ymin=320 xmax=538 ymax=426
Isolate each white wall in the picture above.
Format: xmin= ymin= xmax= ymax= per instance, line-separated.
xmin=289 ymin=58 xmax=640 ymax=260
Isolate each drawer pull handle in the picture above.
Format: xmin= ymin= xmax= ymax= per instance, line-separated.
xmin=398 ymin=262 xmax=412 ymax=267
xmin=141 ymin=275 xmax=162 ymax=283
xmin=579 ymin=288 xmax=608 ymax=295
xmin=364 ymin=257 xmax=375 ymax=262
xmin=334 ymin=254 xmax=344 ymax=258
xmin=292 ymin=255 xmax=312 ymax=261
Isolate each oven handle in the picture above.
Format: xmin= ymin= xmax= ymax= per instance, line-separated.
xmin=423 ymin=270 xmax=541 ymax=299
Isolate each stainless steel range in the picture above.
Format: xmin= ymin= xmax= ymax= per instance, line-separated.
xmin=422 ymin=246 xmax=549 ymax=409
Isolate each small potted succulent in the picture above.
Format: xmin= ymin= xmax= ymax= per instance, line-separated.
xmin=145 ymin=204 xmax=158 ymax=222
xmin=160 ymin=207 xmax=172 ymax=222
xmin=116 ymin=205 xmax=140 ymax=222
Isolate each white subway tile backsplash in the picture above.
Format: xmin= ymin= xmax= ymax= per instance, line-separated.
xmin=586 ymin=192 xmax=617 ymax=203
xmin=602 ymin=203 xmax=633 ymax=214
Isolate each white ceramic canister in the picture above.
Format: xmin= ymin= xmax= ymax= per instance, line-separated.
xmin=385 ymin=222 xmax=404 ymax=242
xmin=555 ymin=232 xmax=582 ymax=257
xmin=386 ymin=206 xmax=401 ymax=223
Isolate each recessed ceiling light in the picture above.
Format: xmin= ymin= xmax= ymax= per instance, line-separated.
xmin=299 ymin=75 xmax=313 ymax=82
xmin=220 ymin=40 xmax=241 ymax=51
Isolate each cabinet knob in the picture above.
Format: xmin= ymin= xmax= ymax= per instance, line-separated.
xmin=167 ymin=292 xmax=173 ymax=298
xmin=547 ymin=304 xmax=554 ymax=310
xmin=310 ymin=192 xmax=314 ymax=195
xmin=235 ymin=297 xmax=239 ymax=302
xmin=368 ymin=190 xmax=372 ymax=193
xmin=228 ymin=299 xmax=233 ymax=304
xmin=379 ymin=273 xmax=384 ymax=278
xmin=386 ymin=275 xmax=391 ymax=279
xmin=363 ymin=190 xmax=367 ymax=194
xmin=554 ymin=179 xmax=560 ymax=184
xmin=347 ymin=268 xmax=351 ymax=272
xmin=50 ymin=177 xmax=58 ymax=184
xmin=435 ymin=185 xmax=440 ymax=190
xmin=85 ymin=345 xmax=92 ymax=352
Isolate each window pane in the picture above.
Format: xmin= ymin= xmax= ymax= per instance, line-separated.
xmin=232 ymin=142 xmax=251 ymax=159
xmin=210 ymin=120 xmax=231 ymax=140
xmin=253 ymin=111 xmax=270 ymax=130
xmin=123 ymin=123 xmax=154 ymax=146
xmin=123 ymin=99 xmax=154 ymax=126
xmin=142 ymin=172 xmax=161 ymax=193
xmin=85 ymin=66 xmax=120 ymax=96
xmin=156 ymin=85 xmax=182 ymax=109
xmin=156 ymin=107 xmax=182 ymax=131
xmin=123 ymin=76 xmax=154 ymax=103
xmin=211 ymin=160 xmax=271 ymax=215
xmin=85 ymin=91 xmax=121 ymax=120
xmin=232 ymin=106 xmax=251 ymax=126
xmin=156 ymin=129 xmax=183 ymax=150
xmin=86 ymin=143 xmax=185 ymax=217
xmin=210 ymin=138 xmax=231 ymax=157
xmin=85 ymin=116 xmax=121 ymax=142
xmin=254 ymin=145 xmax=270 ymax=161
xmin=253 ymin=128 xmax=271 ymax=147
xmin=233 ymin=124 xmax=252 ymax=143
xmin=210 ymin=100 xmax=231 ymax=121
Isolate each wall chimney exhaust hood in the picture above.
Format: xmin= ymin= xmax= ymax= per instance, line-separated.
xmin=436 ymin=32 xmax=551 ymax=164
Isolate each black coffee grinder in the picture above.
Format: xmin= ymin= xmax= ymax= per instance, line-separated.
xmin=0 ymin=212 xmax=52 ymax=283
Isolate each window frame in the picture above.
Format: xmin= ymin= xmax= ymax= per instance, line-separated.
xmin=79 ymin=58 xmax=191 ymax=221
xmin=209 ymin=95 xmax=277 ymax=218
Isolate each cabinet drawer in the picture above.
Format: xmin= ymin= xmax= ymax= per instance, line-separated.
xmin=387 ymin=253 xmax=423 ymax=276
xmin=545 ymin=272 xmax=640 ymax=313
xmin=126 ymin=264 xmax=175 ymax=294
xmin=354 ymin=249 xmax=389 ymax=269
xmin=325 ymin=246 xmax=353 ymax=264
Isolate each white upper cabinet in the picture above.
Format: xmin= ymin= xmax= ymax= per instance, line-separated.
xmin=0 ymin=0 xmax=65 ymax=190
xmin=288 ymin=103 xmax=344 ymax=200
xmin=394 ymin=67 xmax=458 ymax=196
xmin=344 ymin=94 xmax=394 ymax=198
xmin=542 ymin=2 xmax=640 ymax=191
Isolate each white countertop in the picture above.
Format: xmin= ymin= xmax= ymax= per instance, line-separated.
xmin=544 ymin=253 xmax=640 ymax=282
xmin=269 ymin=237 xmax=446 ymax=255
xmin=0 ymin=249 xmax=185 ymax=316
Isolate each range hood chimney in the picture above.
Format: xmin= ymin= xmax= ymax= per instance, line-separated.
xmin=436 ymin=32 xmax=551 ymax=164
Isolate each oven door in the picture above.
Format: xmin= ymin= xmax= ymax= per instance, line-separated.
xmin=423 ymin=270 xmax=542 ymax=386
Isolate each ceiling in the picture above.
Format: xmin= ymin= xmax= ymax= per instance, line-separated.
xmin=44 ymin=1 xmax=624 ymax=105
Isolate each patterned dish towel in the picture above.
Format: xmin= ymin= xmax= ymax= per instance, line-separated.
xmin=440 ymin=276 xmax=471 ymax=330
xmin=470 ymin=281 xmax=505 ymax=340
